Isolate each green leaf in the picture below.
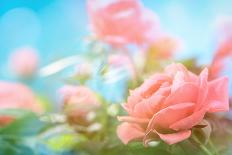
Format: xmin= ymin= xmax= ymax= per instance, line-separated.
xmin=0 ymin=109 xmax=32 ymax=118
xmin=0 ymin=112 xmax=48 ymax=136
xmin=0 ymin=138 xmax=35 ymax=155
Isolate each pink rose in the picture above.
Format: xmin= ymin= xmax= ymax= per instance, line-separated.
xmin=60 ymin=85 xmax=100 ymax=124
xmin=9 ymin=47 xmax=39 ymax=77
xmin=0 ymin=81 xmax=42 ymax=125
xmin=117 ymin=63 xmax=229 ymax=145
xmin=87 ymin=0 xmax=160 ymax=47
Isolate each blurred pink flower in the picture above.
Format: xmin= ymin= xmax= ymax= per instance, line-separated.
xmin=0 ymin=81 xmax=42 ymax=125
xmin=60 ymin=85 xmax=100 ymax=117
xmin=210 ymin=37 xmax=232 ymax=79
xmin=9 ymin=47 xmax=39 ymax=77
xmin=117 ymin=63 xmax=229 ymax=145
xmin=147 ymin=35 xmax=180 ymax=59
xmin=210 ymin=17 xmax=232 ymax=79
xmin=87 ymin=0 xmax=160 ymax=47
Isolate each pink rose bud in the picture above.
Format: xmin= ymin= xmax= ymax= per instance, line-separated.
xmin=9 ymin=47 xmax=39 ymax=77
xmin=0 ymin=81 xmax=43 ymax=126
xmin=117 ymin=63 xmax=229 ymax=145
xmin=87 ymin=0 xmax=160 ymax=47
xmin=59 ymin=85 xmax=100 ymax=125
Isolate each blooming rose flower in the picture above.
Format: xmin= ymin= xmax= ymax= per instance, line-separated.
xmin=87 ymin=0 xmax=160 ymax=47
xmin=59 ymin=85 xmax=100 ymax=125
xmin=0 ymin=81 xmax=42 ymax=125
xmin=117 ymin=63 xmax=229 ymax=145
xmin=9 ymin=47 xmax=39 ymax=77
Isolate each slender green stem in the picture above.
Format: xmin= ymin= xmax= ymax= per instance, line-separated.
xmin=192 ymin=135 xmax=213 ymax=155
xmin=199 ymin=144 xmax=213 ymax=155
xmin=208 ymin=139 xmax=219 ymax=155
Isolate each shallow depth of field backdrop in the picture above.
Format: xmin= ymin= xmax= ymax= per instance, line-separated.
xmin=1 ymin=0 xmax=232 ymax=71
xmin=0 ymin=0 xmax=231 ymax=99
xmin=0 ymin=0 xmax=232 ymax=155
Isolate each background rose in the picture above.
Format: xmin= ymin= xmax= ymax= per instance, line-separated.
xmin=0 ymin=81 xmax=42 ymax=126
xmin=210 ymin=36 xmax=232 ymax=79
xmin=59 ymin=85 xmax=100 ymax=125
xmin=117 ymin=63 xmax=229 ymax=145
xmin=87 ymin=0 xmax=160 ymax=47
xmin=9 ymin=47 xmax=39 ymax=77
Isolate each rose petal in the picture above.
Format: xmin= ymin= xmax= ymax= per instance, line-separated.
xmin=195 ymin=68 xmax=208 ymax=111
xmin=207 ymin=76 xmax=229 ymax=112
xmin=155 ymin=86 xmax=171 ymax=97
xmin=163 ymin=83 xmax=198 ymax=108
xmin=117 ymin=122 xmax=145 ymax=144
xmin=147 ymin=102 xmax=195 ymax=132
xmin=170 ymin=108 xmax=206 ymax=131
xmin=171 ymin=71 xmax=186 ymax=92
xmin=133 ymin=95 xmax=165 ymax=118
xmin=164 ymin=63 xmax=188 ymax=78
xmin=141 ymin=74 xmax=171 ymax=98
xmin=155 ymin=130 xmax=191 ymax=145
xmin=127 ymin=89 xmax=142 ymax=109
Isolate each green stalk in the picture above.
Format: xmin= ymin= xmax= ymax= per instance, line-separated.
xmin=191 ymin=135 xmax=213 ymax=155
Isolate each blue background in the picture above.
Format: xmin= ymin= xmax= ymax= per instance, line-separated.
xmin=0 ymin=0 xmax=232 ymax=75
xmin=0 ymin=0 xmax=232 ymax=103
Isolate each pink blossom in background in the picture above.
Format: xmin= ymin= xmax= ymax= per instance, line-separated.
xmin=210 ymin=37 xmax=232 ymax=79
xmin=60 ymin=85 xmax=100 ymax=117
xmin=9 ymin=47 xmax=39 ymax=77
xmin=117 ymin=63 xmax=229 ymax=145
xmin=210 ymin=18 xmax=232 ymax=79
xmin=147 ymin=35 xmax=180 ymax=59
xmin=87 ymin=0 xmax=160 ymax=47
xmin=0 ymin=81 xmax=42 ymax=126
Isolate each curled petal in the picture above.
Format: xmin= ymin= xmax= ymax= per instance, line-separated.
xmin=155 ymin=130 xmax=191 ymax=145
xmin=147 ymin=102 xmax=195 ymax=132
xmin=170 ymin=108 xmax=206 ymax=131
xmin=117 ymin=122 xmax=145 ymax=144
xmin=140 ymin=74 xmax=171 ymax=98
xmin=163 ymin=83 xmax=198 ymax=108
